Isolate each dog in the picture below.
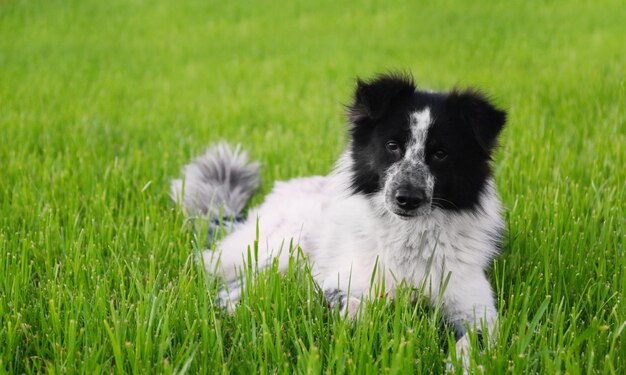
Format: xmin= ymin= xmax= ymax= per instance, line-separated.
xmin=171 ymin=73 xmax=507 ymax=363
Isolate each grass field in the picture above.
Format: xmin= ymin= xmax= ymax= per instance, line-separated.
xmin=1 ymin=0 xmax=625 ymax=373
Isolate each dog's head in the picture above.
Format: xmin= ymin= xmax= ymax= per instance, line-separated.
xmin=347 ymin=73 xmax=506 ymax=218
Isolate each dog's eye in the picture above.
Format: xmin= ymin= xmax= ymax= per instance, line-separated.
xmin=386 ymin=141 xmax=400 ymax=153
xmin=433 ymin=150 xmax=448 ymax=160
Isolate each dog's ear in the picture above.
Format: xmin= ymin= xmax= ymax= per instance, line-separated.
xmin=446 ymin=89 xmax=507 ymax=154
xmin=347 ymin=73 xmax=416 ymax=123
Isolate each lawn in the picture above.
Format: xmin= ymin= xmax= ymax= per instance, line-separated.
xmin=1 ymin=0 xmax=624 ymax=373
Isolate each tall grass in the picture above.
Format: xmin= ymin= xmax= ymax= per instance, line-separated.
xmin=1 ymin=0 xmax=624 ymax=373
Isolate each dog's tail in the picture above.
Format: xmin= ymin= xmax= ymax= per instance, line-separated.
xmin=170 ymin=142 xmax=260 ymax=224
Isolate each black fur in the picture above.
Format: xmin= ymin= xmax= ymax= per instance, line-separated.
xmin=346 ymin=73 xmax=506 ymax=211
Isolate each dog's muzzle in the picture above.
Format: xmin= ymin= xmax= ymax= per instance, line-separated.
xmin=385 ymin=162 xmax=434 ymax=218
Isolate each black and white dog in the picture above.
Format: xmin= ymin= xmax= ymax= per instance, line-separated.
xmin=172 ymin=73 xmax=506 ymax=359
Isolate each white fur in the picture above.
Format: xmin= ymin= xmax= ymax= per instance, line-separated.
xmin=173 ymin=92 xmax=504 ymax=373
xmin=409 ymin=108 xmax=432 ymax=159
xmin=205 ymin=147 xmax=503 ymax=339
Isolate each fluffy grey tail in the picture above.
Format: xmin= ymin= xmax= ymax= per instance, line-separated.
xmin=170 ymin=142 xmax=260 ymax=222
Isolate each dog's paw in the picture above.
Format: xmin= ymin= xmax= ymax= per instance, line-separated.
xmin=325 ymin=290 xmax=362 ymax=319
xmin=214 ymin=283 xmax=241 ymax=314
xmin=455 ymin=334 xmax=471 ymax=356
xmin=445 ymin=334 xmax=471 ymax=374
xmin=342 ymin=296 xmax=362 ymax=319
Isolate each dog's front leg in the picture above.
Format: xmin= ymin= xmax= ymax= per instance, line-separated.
xmin=441 ymin=270 xmax=498 ymax=371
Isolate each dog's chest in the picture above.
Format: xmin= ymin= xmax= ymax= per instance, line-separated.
xmin=378 ymin=218 xmax=460 ymax=287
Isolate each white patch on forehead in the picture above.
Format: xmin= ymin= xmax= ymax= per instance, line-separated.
xmin=407 ymin=108 xmax=432 ymax=159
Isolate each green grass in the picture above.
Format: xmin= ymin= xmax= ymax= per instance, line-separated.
xmin=1 ymin=0 xmax=624 ymax=373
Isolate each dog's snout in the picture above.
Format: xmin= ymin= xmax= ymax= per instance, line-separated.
xmin=395 ymin=187 xmax=425 ymax=210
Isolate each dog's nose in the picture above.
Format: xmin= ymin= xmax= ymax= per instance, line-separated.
xmin=395 ymin=188 xmax=425 ymax=210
